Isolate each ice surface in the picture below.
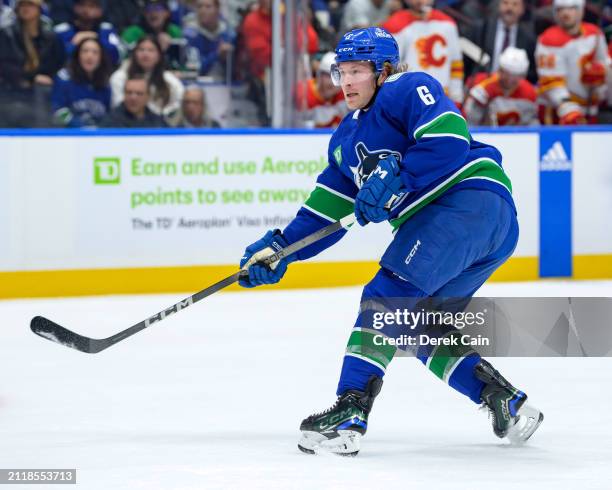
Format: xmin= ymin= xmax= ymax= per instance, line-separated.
xmin=1 ymin=281 xmax=611 ymax=489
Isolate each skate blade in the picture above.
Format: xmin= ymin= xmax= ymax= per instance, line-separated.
xmin=507 ymin=403 xmax=544 ymax=445
xmin=298 ymin=430 xmax=361 ymax=456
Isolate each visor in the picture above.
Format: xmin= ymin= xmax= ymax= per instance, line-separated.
xmin=330 ymin=61 xmax=376 ymax=87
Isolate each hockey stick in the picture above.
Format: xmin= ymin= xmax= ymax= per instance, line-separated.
xmin=31 ymin=214 xmax=356 ymax=354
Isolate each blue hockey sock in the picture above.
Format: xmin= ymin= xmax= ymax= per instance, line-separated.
xmin=337 ymin=354 xmax=385 ymax=396
xmin=447 ymin=354 xmax=486 ymax=404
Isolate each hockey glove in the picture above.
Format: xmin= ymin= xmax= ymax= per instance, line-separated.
xmin=557 ymin=101 xmax=587 ymax=125
xmin=581 ymin=61 xmax=606 ymax=87
xmin=354 ymin=155 xmax=403 ymax=226
xmin=239 ymin=229 xmax=296 ymax=288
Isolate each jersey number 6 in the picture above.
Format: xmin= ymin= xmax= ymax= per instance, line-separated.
xmin=416 ymin=85 xmax=435 ymax=105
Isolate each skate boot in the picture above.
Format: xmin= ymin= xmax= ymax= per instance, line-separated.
xmin=298 ymin=376 xmax=383 ymax=456
xmin=475 ymin=359 xmax=544 ymax=444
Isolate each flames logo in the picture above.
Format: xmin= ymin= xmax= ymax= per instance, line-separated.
xmin=578 ymin=48 xmax=605 ymax=87
xmin=496 ymin=111 xmax=521 ymax=126
xmin=415 ymin=34 xmax=447 ymax=69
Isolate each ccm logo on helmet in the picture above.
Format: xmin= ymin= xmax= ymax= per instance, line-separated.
xmin=338 ymin=47 xmax=353 ymax=52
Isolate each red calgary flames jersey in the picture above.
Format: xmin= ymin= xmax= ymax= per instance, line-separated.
xmin=297 ymin=78 xmax=347 ymax=128
xmin=536 ymin=22 xmax=609 ymax=116
xmin=382 ymin=9 xmax=464 ymax=103
xmin=465 ymin=74 xmax=538 ymax=126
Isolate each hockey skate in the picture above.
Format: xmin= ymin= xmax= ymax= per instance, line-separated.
xmin=475 ymin=359 xmax=544 ymax=444
xmin=298 ymin=376 xmax=382 ymax=456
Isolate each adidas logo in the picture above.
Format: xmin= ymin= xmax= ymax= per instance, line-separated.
xmin=540 ymin=141 xmax=572 ymax=171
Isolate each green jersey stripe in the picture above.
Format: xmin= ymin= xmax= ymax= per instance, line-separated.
xmin=316 ymin=183 xmax=355 ymax=203
xmin=304 ymin=185 xmax=355 ymax=222
xmin=420 ymin=132 xmax=469 ymax=144
xmin=390 ymin=158 xmax=511 ymax=230
xmin=302 ymin=204 xmax=336 ymax=223
xmin=414 ymin=111 xmax=470 ymax=141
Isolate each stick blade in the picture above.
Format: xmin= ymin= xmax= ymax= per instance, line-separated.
xmin=30 ymin=316 xmax=99 ymax=353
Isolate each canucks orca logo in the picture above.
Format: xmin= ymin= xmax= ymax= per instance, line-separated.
xmin=351 ymin=142 xmax=402 ymax=187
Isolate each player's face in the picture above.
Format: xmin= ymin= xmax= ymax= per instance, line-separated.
xmin=317 ymin=72 xmax=339 ymax=100
xmin=556 ymin=6 xmax=582 ymax=30
xmin=336 ymin=62 xmax=376 ymax=110
xmin=499 ymin=69 xmax=521 ymax=91
xmin=407 ymin=0 xmax=433 ymax=15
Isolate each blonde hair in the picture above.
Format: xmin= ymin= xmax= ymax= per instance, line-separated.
xmin=377 ymin=61 xmax=409 ymax=85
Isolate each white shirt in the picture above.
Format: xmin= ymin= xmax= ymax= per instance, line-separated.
xmin=492 ymin=19 xmax=518 ymax=72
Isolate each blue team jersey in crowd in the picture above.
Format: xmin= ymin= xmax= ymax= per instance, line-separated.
xmin=54 ymin=22 xmax=123 ymax=65
xmin=282 ymin=71 xmax=515 ymax=260
xmin=51 ymin=68 xmax=111 ymax=127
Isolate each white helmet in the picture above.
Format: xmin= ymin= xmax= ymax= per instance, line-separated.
xmin=553 ymin=0 xmax=584 ymax=9
xmin=318 ymin=52 xmax=336 ymax=75
xmin=499 ymin=47 xmax=529 ymax=76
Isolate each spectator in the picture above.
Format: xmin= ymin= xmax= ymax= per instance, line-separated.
xmin=0 ymin=0 xmax=65 ymax=127
xmin=536 ymin=0 xmax=609 ymax=124
xmin=463 ymin=0 xmax=538 ymax=84
xmin=296 ymin=51 xmax=347 ymax=128
xmin=51 ymin=37 xmax=112 ymax=127
xmin=0 ymin=1 xmax=15 ymax=28
xmin=47 ymin=0 xmax=75 ymax=25
xmin=178 ymin=85 xmax=220 ymax=127
xmin=240 ymin=0 xmax=318 ymax=125
xmin=184 ymin=0 xmax=235 ymax=79
xmin=240 ymin=0 xmax=271 ymax=81
xmin=464 ymin=47 xmax=538 ymax=126
xmin=100 ymin=74 xmax=167 ymax=127
xmin=54 ymin=0 xmax=123 ymax=66
xmin=104 ymin=0 xmax=143 ymax=34
xmin=121 ymin=0 xmax=184 ymax=66
xmin=383 ymin=0 xmax=464 ymax=106
xmin=341 ymin=0 xmax=389 ymax=33
xmin=241 ymin=0 xmax=318 ymax=80
xmin=110 ymin=35 xmax=185 ymax=125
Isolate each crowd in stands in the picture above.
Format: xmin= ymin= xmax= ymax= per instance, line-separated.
xmin=0 ymin=0 xmax=611 ymax=128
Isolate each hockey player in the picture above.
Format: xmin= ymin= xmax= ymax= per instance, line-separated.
xmin=239 ymin=27 xmax=543 ymax=456
xmin=297 ymin=52 xmax=348 ymax=129
xmin=464 ymin=47 xmax=538 ymax=126
xmin=535 ymin=0 xmax=609 ymax=124
xmin=382 ymin=0 xmax=464 ymax=106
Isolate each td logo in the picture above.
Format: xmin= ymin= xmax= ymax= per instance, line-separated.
xmin=94 ymin=157 xmax=121 ymax=185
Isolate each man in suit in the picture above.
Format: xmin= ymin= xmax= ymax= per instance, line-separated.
xmin=463 ymin=0 xmax=538 ymax=84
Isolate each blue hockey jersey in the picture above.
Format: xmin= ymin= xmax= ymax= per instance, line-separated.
xmin=54 ymin=22 xmax=123 ymax=66
xmin=51 ymin=68 xmax=111 ymax=127
xmin=283 ymin=71 xmax=514 ymax=260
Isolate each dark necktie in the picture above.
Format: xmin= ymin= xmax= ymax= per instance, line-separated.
xmin=501 ymin=27 xmax=510 ymax=52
